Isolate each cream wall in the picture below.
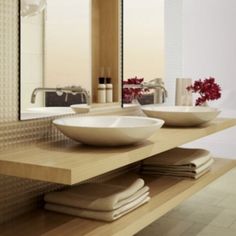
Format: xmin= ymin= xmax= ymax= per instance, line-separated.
xmin=21 ymin=13 xmax=44 ymax=110
xmin=124 ymin=0 xmax=165 ymax=81
xmin=164 ymin=0 xmax=183 ymax=105
xmin=44 ymin=0 xmax=92 ymax=92
xmin=181 ymin=0 xmax=236 ymax=157
xmin=182 ymin=0 xmax=236 ymax=109
xmin=164 ymin=0 xmax=236 ymax=107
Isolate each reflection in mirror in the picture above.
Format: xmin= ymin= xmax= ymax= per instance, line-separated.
xmin=20 ymin=0 xmax=122 ymax=120
xmin=123 ymin=0 xmax=167 ymax=105
xmin=124 ymin=0 xmax=164 ymax=80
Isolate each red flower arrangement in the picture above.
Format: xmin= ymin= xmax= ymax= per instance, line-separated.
xmin=123 ymin=76 xmax=148 ymax=103
xmin=187 ymin=77 xmax=221 ymax=106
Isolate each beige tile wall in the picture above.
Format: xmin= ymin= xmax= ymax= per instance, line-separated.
xmin=0 ymin=0 xmax=69 ymax=224
xmin=0 ymin=0 xmax=18 ymax=123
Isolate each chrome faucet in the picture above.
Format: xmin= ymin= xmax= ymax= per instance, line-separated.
xmin=31 ymin=86 xmax=91 ymax=104
xmin=144 ymin=78 xmax=168 ymax=103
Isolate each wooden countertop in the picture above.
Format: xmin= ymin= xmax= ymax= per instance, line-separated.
xmin=0 ymin=118 xmax=235 ymax=185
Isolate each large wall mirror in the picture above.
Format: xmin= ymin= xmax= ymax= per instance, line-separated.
xmin=20 ymin=0 xmax=122 ymax=120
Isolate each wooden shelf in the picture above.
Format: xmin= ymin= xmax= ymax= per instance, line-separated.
xmin=92 ymin=0 xmax=120 ymax=103
xmin=0 ymin=158 xmax=235 ymax=236
xmin=0 ymin=118 xmax=235 ymax=185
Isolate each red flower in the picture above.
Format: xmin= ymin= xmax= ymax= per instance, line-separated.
xmin=123 ymin=76 xmax=147 ymax=103
xmin=187 ymin=77 xmax=221 ymax=106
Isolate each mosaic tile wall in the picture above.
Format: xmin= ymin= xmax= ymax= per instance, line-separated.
xmin=0 ymin=0 xmax=138 ymax=224
xmin=0 ymin=0 xmax=69 ymax=224
xmin=0 ymin=0 xmax=18 ymax=123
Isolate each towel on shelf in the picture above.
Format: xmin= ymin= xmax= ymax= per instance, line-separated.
xmin=44 ymin=178 xmax=148 ymax=211
xmin=142 ymin=167 xmax=211 ymax=179
xmin=141 ymin=148 xmax=214 ymax=179
xmin=45 ymin=192 xmax=150 ymax=222
xmin=142 ymin=148 xmax=211 ymax=168
xmin=142 ymin=158 xmax=214 ymax=174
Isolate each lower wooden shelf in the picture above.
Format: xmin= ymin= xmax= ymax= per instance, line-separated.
xmin=0 ymin=158 xmax=235 ymax=236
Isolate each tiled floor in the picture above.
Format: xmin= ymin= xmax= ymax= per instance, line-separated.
xmin=137 ymin=167 xmax=236 ymax=236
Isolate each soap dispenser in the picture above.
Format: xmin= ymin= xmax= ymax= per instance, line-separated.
xmin=97 ymin=68 xmax=106 ymax=103
xmin=106 ymin=68 xmax=113 ymax=103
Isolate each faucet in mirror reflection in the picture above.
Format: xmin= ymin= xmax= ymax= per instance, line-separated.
xmin=21 ymin=0 xmax=47 ymax=17
xmin=175 ymin=78 xmax=193 ymax=106
xmin=31 ymin=86 xmax=91 ymax=105
xmin=146 ymin=79 xmax=168 ymax=104
xmin=123 ymin=78 xmax=168 ymax=105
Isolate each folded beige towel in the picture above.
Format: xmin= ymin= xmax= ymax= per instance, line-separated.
xmin=44 ymin=178 xmax=148 ymax=211
xmin=142 ymin=167 xmax=211 ymax=179
xmin=142 ymin=158 xmax=214 ymax=174
xmin=45 ymin=192 xmax=150 ymax=222
xmin=142 ymin=148 xmax=211 ymax=168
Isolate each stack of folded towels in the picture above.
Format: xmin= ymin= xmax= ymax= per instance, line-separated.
xmin=44 ymin=178 xmax=150 ymax=222
xmin=141 ymin=148 xmax=214 ymax=179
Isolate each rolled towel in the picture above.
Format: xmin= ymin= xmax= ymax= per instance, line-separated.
xmin=142 ymin=158 xmax=214 ymax=174
xmin=45 ymin=192 xmax=150 ymax=222
xmin=142 ymin=148 xmax=211 ymax=168
xmin=44 ymin=178 xmax=148 ymax=211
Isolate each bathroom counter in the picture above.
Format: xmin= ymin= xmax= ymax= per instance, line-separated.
xmin=0 ymin=118 xmax=235 ymax=185
xmin=0 ymin=158 xmax=235 ymax=236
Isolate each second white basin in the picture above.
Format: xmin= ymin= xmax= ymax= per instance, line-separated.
xmin=53 ymin=116 xmax=164 ymax=146
xmin=141 ymin=106 xmax=220 ymax=127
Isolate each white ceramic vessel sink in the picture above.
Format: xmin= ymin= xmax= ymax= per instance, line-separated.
xmin=53 ymin=116 xmax=164 ymax=146
xmin=141 ymin=106 xmax=220 ymax=127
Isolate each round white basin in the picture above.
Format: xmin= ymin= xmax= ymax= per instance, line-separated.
xmin=141 ymin=106 xmax=220 ymax=127
xmin=53 ymin=116 xmax=164 ymax=146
